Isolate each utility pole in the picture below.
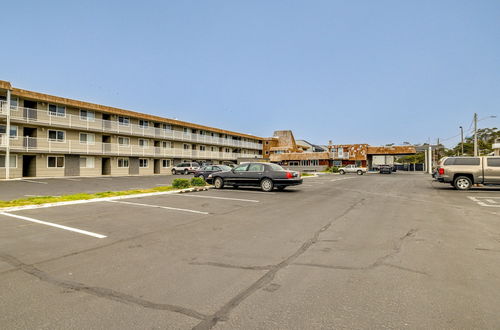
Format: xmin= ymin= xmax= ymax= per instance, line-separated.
xmin=6 ymin=89 xmax=11 ymax=180
xmin=436 ymin=138 xmax=440 ymax=161
xmin=473 ymin=113 xmax=478 ymax=156
xmin=459 ymin=126 xmax=464 ymax=155
xmin=428 ymin=145 xmax=432 ymax=174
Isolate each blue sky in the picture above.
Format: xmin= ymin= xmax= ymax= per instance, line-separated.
xmin=1 ymin=0 xmax=499 ymax=146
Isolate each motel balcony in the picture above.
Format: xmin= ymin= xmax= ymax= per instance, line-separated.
xmin=0 ymin=136 xmax=261 ymax=160
xmin=0 ymin=102 xmax=262 ymax=150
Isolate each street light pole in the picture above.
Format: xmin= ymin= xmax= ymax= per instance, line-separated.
xmin=459 ymin=126 xmax=464 ymax=156
xmin=473 ymin=113 xmax=478 ymax=156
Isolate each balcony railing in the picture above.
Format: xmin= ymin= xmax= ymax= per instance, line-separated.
xmin=0 ymin=133 xmax=6 ymax=147
xmin=4 ymin=136 xmax=262 ymax=160
xmin=0 ymin=101 xmax=262 ymax=150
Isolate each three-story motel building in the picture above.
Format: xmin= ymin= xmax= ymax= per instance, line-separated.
xmin=0 ymin=80 xmax=263 ymax=179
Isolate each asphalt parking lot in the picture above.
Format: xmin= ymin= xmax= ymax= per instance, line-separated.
xmin=1 ymin=173 xmax=500 ymax=329
xmin=0 ymin=174 xmax=194 ymax=201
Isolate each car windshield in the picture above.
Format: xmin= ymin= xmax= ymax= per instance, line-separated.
xmin=218 ymin=165 xmax=231 ymax=171
xmin=268 ymin=163 xmax=284 ymax=171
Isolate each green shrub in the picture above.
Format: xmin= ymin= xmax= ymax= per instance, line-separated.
xmin=190 ymin=177 xmax=206 ymax=186
xmin=331 ymin=166 xmax=339 ymax=173
xmin=172 ymin=178 xmax=191 ymax=189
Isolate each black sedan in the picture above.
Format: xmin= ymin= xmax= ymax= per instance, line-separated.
xmin=194 ymin=165 xmax=232 ymax=180
xmin=379 ymin=165 xmax=393 ymax=174
xmin=207 ymin=162 xmax=303 ymax=192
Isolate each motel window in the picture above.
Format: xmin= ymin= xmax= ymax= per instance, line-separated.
xmin=48 ymin=104 xmax=66 ymax=117
xmin=311 ymin=160 xmax=319 ymax=166
xmin=118 ymin=116 xmax=130 ymax=126
xmin=139 ymin=139 xmax=149 ymax=147
xmin=0 ymin=155 xmax=17 ymax=168
xmin=183 ymin=127 xmax=189 ymax=133
xmin=163 ymin=124 xmax=172 ymax=130
xmin=162 ymin=141 xmax=170 ymax=148
xmin=199 ymin=145 xmax=206 ymax=151
xmin=210 ymin=146 xmax=215 ymax=152
xmin=225 ymin=148 xmax=230 ymax=153
xmin=79 ymin=133 xmax=95 ymax=144
xmin=117 ymin=158 xmax=129 ymax=168
xmin=183 ymin=144 xmax=190 ymax=150
xmin=0 ymin=124 xmax=18 ymax=138
xmin=48 ymin=156 xmax=64 ymax=168
xmin=139 ymin=158 xmax=148 ymax=168
xmin=139 ymin=120 xmax=149 ymax=128
xmin=80 ymin=109 xmax=95 ymax=121
xmin=118 ymin=137 xmax=130 ymax=146
xmin=80 ymin=156 xmax=95 ymax=168
xmin=162 ymin=159 xmax=171 ymax=168
xmin=48 ymin=130 xmax=65 ymax=142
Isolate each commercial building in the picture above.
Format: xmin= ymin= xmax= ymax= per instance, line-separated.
xmin=0 ymin=80 xmax=263 ymax=179
xmin=265 ymin=130 xmax=416 ymax=171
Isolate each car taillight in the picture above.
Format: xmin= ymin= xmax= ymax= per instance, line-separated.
xmin=438 ymin=168 xmax=444 ymax=175
xmin=286 ymin=172 xmax=293 ymax=179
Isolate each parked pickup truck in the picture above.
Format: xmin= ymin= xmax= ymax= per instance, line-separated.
xmin=435 ymin=156 xmax=500 ymax=190
xmin=338 ymin=164 xmax=367 ymax=175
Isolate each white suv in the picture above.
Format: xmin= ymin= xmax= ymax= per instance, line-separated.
xmin=338 ymin=164 xmax=367 ymax=175
xmin=172 ymin=162 xmax=200 ymax=175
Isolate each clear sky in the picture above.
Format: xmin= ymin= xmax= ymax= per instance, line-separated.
xmin=1 ymin=0 xmax=499 ymax=146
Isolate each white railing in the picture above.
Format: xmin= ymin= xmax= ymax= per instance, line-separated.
xmin=0 ymin=133 xmax=6 ymax=147
xmin=492 ymin=143 xmax=500 ymax=150
xmin=0 ymin=101 xmax=262 ymax=150
xmin=7 ymin=136 xmax=262 ymax=160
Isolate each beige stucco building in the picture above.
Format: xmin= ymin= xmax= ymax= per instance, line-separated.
xmin=0 ymin=80 xmax=263 ymax=179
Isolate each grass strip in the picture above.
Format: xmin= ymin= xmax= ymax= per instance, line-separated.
xmin=0 ymin=185 xmax=176 ymax=208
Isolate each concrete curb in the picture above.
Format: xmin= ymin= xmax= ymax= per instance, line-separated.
xmin=0 ymin=186 xmax=212 ymax=212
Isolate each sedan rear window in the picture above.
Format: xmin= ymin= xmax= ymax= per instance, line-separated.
xmin=444 ymin=158 xmax=480 ymax=166
xmin=267 ymin=163 xmax=284 ymax=171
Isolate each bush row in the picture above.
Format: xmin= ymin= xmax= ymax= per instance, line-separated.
xmin=324 ymin=166 xmax=340 ymax=173
xmin=172 ymin=177 xmax=207 ymax=189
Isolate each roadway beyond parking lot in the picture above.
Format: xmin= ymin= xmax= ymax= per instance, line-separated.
xmin=1 ymin=173 xmax=500 ymax=329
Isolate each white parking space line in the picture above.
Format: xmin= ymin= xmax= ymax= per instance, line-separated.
xmin=212 ymin=189 xmax=275 ymax=195
xmin=175 ymin=194 xmax=259 ymax=203
xmin=21 ymin=179 xmax=48 ymax=184
xmin=0 ymin=212 xmax=107 ymax=238
xmin=467 ymin=196 xmax=500 ymax=208
xmin=61 ymin=178 xmax=81 ymax=182
xmin=330 ymin=177 xmax=357 ymax=182
xmin=108 ymin=200 xmax=209 ymax=215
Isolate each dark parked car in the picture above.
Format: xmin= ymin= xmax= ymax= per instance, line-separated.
xmin=208 ymin=162 xmax=303 ymax=192
xmin=194 ymin=165 xmax=232 ymax=180
xmin=379 ymin=165 xmax=392 ymax=174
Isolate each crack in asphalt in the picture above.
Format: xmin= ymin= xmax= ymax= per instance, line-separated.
xmin=191 ymin=198 xmax=365 ymax=330
xmin=0 ymin=253 xmax=208 ymax=321
xmin=292 ymin=228 xmax=428 ymax=276
xmin=189 ymin=261 xmax=273 ymax=271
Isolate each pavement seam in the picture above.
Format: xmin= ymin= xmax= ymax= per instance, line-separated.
xmin=0 ymin=253 xmax=208 ymax=321
xmin=191 ymin=198 xmax=365 ymax=330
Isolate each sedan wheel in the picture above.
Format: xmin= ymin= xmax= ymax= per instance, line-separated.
xmin=214 ymin=177 xmax=224 ymax=189
xmin=357 ymin=170 xmax=363 ymax=175
xmin=172 ymin=169 xmax=177 ymax=175
xmin=339 ymin=170 xmax=345 ymax=175
xmin=261 ymin=178 xmax=274 ymax=192
xmin=184 ymin=169 xmax=189 ymax=175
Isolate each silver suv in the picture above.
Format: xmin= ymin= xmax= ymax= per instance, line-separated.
xmin=171 ymin=162 xmax=200 ymax=175
xmin=435 ymin=156 xmax=500 ymax=190
xmin=338 ymin=164 xmax=367 ymax=175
